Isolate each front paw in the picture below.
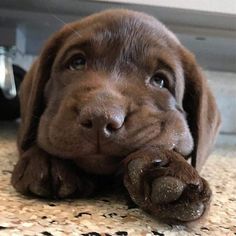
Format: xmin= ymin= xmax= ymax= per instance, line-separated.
xmin=123 ymin=148 xmax=211 ymax=222
xmin=11 ymin=146 xmax=95 ymax=198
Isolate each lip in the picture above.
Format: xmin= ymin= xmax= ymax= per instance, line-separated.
xmin=82 ymin=153 xmax=124 ymax=162
xmin=74 ymin=153 xmax=124 ymax=174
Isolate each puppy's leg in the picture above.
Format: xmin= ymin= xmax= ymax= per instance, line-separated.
xmin=123 ymin=147 xmax=211 ymax=222
xmin=11 ymin=146 xmax=96 ymax=198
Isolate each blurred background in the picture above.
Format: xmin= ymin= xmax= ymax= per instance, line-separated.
xmin=0 ymin=0 xmax=236 ymax=145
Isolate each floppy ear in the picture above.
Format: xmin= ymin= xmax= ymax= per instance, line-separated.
xmin=181 ymin=48 xmax=221 ymax=171
xmin=17 ymin=27 xmax=73 ymax=153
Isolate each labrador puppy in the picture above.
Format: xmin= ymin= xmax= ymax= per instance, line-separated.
xmin=11 ymin=9 xmax=221 ymax=222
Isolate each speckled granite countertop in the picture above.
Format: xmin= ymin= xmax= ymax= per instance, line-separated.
xmin=0 ymin=122 xmax=235 ymax=236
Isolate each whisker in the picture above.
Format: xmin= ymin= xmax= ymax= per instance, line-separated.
xmin=128 ymin=118 xmax=160 ymax=139
xmin=41 ymin=0 xmax=81 ymax=37
xmin=130 ymin=123 xmax=160 ymax=146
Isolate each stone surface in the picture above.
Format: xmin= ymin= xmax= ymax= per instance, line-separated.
xmin=0 ymin=121 xmax=235 ymax=236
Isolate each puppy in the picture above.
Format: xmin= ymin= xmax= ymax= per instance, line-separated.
xmin=11 ymin=9 xmax=221 ymax=222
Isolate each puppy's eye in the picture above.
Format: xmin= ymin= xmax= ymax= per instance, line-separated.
xmin=149 ymin=72 xmax=167 ymax=88
xmin=68 ymin=55 xmax=86 ymax=71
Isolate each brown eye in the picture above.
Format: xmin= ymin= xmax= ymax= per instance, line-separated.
xmin=149 ymin=72 xmax=167 ymax=88
xmin=68 ymin=55 xmax=86 ymax=71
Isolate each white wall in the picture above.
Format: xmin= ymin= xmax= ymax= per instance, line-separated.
xmin=13 ymin=53 xmax=36 ymax=71
xmin=206 ymin=70 xmax=236 ymax=134
xmin=97 ymin=0 xmax=236 ymax=15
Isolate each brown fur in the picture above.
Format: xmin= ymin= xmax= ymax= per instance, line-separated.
xmin=11 ymin=9 xmax=220 ymax=222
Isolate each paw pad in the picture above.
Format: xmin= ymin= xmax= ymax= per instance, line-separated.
xmin=151 ymin=176 xmax=185 ymax=204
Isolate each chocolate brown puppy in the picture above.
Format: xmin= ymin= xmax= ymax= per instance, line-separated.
xmin=11 ymin=9 xmax=221 ymax=222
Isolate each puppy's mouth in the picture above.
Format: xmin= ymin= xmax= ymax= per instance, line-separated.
xmin=74 ymin=152 xmax=125 ymax=174
xmin=42 ymin=132 xmax=133 ymax=174
xmin=74 ymin=141 xmax=135 ymax=174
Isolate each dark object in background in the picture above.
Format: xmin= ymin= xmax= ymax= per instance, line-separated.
xmin=0 ymin=64 xmax=25 ymax=120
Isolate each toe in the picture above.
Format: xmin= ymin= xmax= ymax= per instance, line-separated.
xmin=58 ymin=182 xmax=77 ymax=198
xmin=29 ymin=180 xmax=51 ymax=197
xmin=127 ymin=158 xmax=145 ymax=188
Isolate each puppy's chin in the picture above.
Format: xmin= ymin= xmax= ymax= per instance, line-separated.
xmin=38 ymin=140 xmax=124 ymax=175
xmin=74 ymin=154 xmax=123 ymax=175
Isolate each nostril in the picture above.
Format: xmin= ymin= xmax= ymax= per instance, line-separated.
xmin=124 ymin=115 xmax=128 ymax=124
xmin=81 ymin=119 xmax=93 ymax=129
xmin=106 ymin=123 xmax=118 ymax=133
xmin=103 ymin=123 xmax=118 ymax=137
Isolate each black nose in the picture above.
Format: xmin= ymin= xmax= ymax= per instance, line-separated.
xmin=79 ymin=107 xmax=125 ymax=137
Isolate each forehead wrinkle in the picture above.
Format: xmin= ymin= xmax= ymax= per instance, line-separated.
xmin=58 ymin=9 xmax=181 ymax=59
xmin=90 ymin=17 xmax=156 ymax=59
xmin=58 ymin=23 xmax=115 ymax=55
xmin=58 ymin=14 xmax=181 ymax=75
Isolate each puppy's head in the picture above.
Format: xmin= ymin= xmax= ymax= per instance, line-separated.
xmin=19 ymin=9 xmax=220 ymax=174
